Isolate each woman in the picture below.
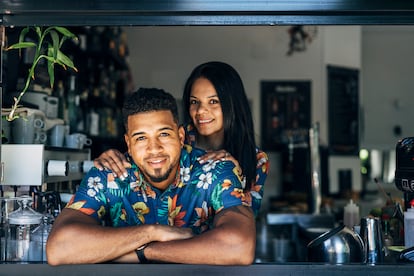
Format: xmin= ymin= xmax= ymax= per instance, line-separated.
xmin=94 ymin=61 xmax=269 ymax=215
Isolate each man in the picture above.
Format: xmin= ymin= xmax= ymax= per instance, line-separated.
xmin=46 ymin=88 xmax=255 ymax=265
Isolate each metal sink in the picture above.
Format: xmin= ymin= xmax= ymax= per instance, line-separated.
xmin=264 ymin=213 xmax=336 ymax=262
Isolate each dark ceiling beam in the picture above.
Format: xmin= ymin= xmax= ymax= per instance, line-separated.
xmin=2 ymin=0 xmax=414 ymax=26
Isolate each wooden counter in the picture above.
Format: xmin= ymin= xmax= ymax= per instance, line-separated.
xmin=2 ymin=263 xmax=414 ymax=276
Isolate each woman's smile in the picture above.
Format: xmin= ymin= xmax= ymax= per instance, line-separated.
xmin=197 ymin=118 xmax=214 ymax=125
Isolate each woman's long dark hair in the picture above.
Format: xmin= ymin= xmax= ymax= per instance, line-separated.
xmin=182 ymin=61 xmax=257 ymax=191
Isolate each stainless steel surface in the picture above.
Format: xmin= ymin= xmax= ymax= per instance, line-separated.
xmin=0 ymin=144 xmax=90 ymax=186
xmin=309 ymin=122 xmax=321 ymax=214
xmin=360 ymin=217 xmax=386 ymax=264
xmin=255 ymin=215 xmax=270 ymax=262
xmin=307 ymin=224 xmax=365 ymax=264
xmin=273 ymin=238 xmax=293 ymax=262
xmin=266 ymin=213 xmax=334 ymax=227
xmin=265 ymin=213 xmax=335 ymax=261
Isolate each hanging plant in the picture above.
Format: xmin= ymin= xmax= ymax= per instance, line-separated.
xmin=5 ymin=26 xmax=78 ymax=121
xmin=286 ymin=25 xmax=318 ymax=56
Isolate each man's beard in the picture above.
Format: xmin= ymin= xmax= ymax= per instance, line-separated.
xmin=147 ymin=166 xmax=174 ymax=183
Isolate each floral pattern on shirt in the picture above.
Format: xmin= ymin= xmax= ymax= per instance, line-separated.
xmin=66 ymin=145 xmax=244 ymax=234
xmin=184 ymin=123 xmax=269 ymax=216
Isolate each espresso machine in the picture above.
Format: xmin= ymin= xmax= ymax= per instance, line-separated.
xmin=395 ymin=137 xmax=414 ymax=209
xmin=394 ymin=137 xmax=414 ymax=260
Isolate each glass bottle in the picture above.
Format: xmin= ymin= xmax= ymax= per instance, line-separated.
xmin=31 ymin=214 xmax=53 ymax=262
xmin=67 ymin=75 xmax=78 ymax=133
xmin=382 ymin=214 xmax=394 ymax=247
xmin=55 ymin=80 xmax=66 ymax=121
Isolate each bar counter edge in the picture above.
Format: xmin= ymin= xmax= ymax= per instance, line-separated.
xmin=2 ymin=263 xmax=414 ymax=276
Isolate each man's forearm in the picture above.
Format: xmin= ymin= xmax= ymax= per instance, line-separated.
xmin=143 ymin=206 xmax=256 ymax=265
xmin=47 ymin=208 xmax=194 ymax=265
xmin=46 ymin=209 xmax=154 ymax=265
xmin=47 ymin=222 xmax=153 ymax=265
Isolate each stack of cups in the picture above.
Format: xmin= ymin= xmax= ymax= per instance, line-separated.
xmin=48 ymin=124 xmax=69 ymax=147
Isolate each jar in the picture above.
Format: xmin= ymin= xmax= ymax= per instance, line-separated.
xmin=0 ymin=197 xmax=19 ymax=262
xmin=6 ymin=196 xmax=42 ymax=263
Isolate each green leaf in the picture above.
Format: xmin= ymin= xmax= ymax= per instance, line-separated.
xmin=57 ymin=50 xmax=77 ymax=71
xmin=49 ymin=30 xmax=59 ymax=60
xmin=35 ymin=26 xmax=42 ymax=39
xmin=54 ymin=26 xmax=76 ymax=39
xmin=18 ymin=27 xmax=30 ymax=43
xmin=47 ymin=60 xmax=55 ymax=89
xmin=42 ymin=55 xmax=55 ymax=63
xmin=6 ymin=42 xmax=36 ymax=50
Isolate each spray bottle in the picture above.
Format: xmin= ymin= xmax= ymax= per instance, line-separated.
xmin=404 ymin=200 xmax=414 ymax=248
xmin=343 ymin=199 xmax=360 ymax=229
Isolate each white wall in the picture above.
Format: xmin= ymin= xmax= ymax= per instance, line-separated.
xmin=324 ymin=26 xmax=362 ymax=68
xmin=362 ymin=26 xmax=414 ymax=150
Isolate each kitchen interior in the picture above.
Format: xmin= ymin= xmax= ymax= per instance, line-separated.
xmin=2 ymin=21 xmax=414 ymax=269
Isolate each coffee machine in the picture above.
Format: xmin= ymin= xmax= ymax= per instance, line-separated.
xmin=395 ymin=137 xmax=414 ymax=209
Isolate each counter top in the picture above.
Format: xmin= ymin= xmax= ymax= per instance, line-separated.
xmin=2 ymin=263 xmax=414 ymax=276
xmin=266 ymin=213 xmax=335 ymax=227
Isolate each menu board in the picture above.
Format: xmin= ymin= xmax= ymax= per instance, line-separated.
xmin=327 ymin=65 xmax=359 ymax=155
xmin=261 ymin=81 xmax=311 ymax=151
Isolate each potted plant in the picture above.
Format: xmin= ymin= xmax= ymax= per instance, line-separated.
xmin=4 ymin=26 xmax=78 ymax=122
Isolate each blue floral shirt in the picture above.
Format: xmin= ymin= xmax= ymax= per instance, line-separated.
xmin=66 ymin=145 xmax=246 ymax=234
xmin=184 ymin=123 xmax=269 ymax=216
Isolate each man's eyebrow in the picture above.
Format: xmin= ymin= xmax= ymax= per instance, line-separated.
xmin=158 ymin=127 xmax=174 ymax=131
xmin=130 ymin=127 xmax=174 ymax=137
xmin=131 ymin=131 xmax=145 ymax=137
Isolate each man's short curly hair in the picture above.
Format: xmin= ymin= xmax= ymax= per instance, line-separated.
xmin=122 ymin=87 xmax=179 ymax=131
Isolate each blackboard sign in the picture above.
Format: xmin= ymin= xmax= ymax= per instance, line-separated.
xmin=327 ymin=65 xmax=359 ymax=155
xmin=261 ymin=81 xmax=311 ymax=151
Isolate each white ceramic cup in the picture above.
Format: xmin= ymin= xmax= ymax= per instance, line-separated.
xmin=49 ymin=124 xmax=69 ymax=147
xmin=34 ymin=130 xmax=47 ymax=144
xmin=65 ymin=133 xmax=92 ymax=149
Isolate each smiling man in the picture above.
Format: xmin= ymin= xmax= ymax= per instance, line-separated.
xmin=46 ymin=88 xmax=255 ymax=265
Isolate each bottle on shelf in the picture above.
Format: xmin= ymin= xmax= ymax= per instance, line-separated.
xmin=55 ymin=80 xmax=66 ymax=121
xmin=67 ymin=75 xmax=78 ymax=133
xmin=67 ymin=75 xmax=85 ymax=133
xmin=382 ymin=213 xmax=394 ymax=247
